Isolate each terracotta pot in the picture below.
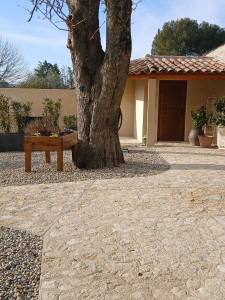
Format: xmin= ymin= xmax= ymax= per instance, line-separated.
xmin=198 ymin=135 xmax=213 ymax=148
xmin=189 ymin=129 xmax=203 ymax=146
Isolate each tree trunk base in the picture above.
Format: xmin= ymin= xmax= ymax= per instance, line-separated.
xmin=75 ymin=135 xmax=124 ymax=169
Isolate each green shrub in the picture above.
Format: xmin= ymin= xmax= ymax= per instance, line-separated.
xmin=42 ymin=98 xmax=62 ymax=131
xmin=0 ymin=94 xmax=11 ymax=134
xmin=11 ymin=101 xmax=32 ymax=134
xmin=191 ymin=105 xmax=210 ymax=130
xmin=212 ymin=96 xmax=225 ymax=126
xmin=63 ymin=115 xmax=77 ymax=128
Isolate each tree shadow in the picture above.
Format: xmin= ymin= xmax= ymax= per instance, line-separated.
xmin=157 ymin=150 xmax=225 ymax=158
xmin=170 ymin=163 xmax=225 ymax=171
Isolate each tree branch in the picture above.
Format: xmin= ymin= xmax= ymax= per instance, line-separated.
xmin=27 ymin=0 xmax=39 ymax=22
xmin=89 ymin=21 xmax=105 ymax=40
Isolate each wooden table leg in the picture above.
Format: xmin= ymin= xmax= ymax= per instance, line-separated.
xmin=57 ymin=150 xmax=63 ymax=171
xmin=72 ymin=144 xmax=77 ymax=162
xmin=25 ymin=150 xmax=31 ymax=172
xmin=45 ymin=150 xmax=51 ymax=163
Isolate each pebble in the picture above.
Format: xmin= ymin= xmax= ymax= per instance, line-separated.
xmin=0 ymin=226 xmax=42 ymax=299
xmin=0 ymin=147 xmax=169 ymax=187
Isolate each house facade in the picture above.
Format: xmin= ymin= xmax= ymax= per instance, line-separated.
xmin=119 ymin=55 xmax=225 ymax=146
xmin=1 ymin=54 xmax=225 ymax=145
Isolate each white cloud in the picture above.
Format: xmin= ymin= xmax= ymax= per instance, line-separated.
xmin=2 ymin=32 xmax=66 ymax=47
xmin=0 ymin=14 xmax=67 ymax=48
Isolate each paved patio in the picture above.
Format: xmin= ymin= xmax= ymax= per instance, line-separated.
xmin=0 ymin=142 xmax=225 ymax=299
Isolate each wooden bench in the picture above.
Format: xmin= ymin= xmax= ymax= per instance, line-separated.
xmin=24 ymin=132 xmax=77 ymax=172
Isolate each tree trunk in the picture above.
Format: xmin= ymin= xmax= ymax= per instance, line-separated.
xmin=66 ymin=0 xmax=132 ymax=169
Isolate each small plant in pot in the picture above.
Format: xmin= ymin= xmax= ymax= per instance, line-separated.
xmin=24 ymin=118 xmax=57 ymax=136
xmin=42 ymin=97 xmax=62 ymax=135
xmin=189 ymin=105 xmax=209 ymax=146
xmin=24 ymin=97 xmax=63 ymax=137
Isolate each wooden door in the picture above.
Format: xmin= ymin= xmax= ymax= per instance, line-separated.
xmin=158 ymin=81 xmax=187 ymax=141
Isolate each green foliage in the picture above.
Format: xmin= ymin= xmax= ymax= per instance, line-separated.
xmin=151 ymin=18 xmax=225 ymax=56
xmin=212 ymin=96 xmax=225 ymax=126
xmin=0 ymin=94 xmax=11 ymax=134
xmin=0 ymin=81 xmax=10 ymax=88
xmin=20 ymin=76 xmax=49 ymax=89
xmin=20 ymin=61 xmax=74 ymax=89
xmin=35 ymin=60 xmax=60 ymax=78
xmin=63 ymin=115 xmax=77 ymax=128
xmin=11 ymin=101 xmax=32 ymax=134
xmin=42 ymin=98 xmax=62 ymax=131
xmin=191 ymin=105 xmax=210 ymax=130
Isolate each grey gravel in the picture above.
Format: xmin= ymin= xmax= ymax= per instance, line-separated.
xmin=0 ymin=226 xmax=42 ymax=299
xmin=0 ymin=147 xmax=170 ymax=187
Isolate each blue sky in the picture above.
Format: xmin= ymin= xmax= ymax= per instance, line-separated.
xmin=1 ymin=0 xmax=225 ymax=72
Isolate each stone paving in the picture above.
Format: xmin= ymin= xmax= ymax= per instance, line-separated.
xmin=0 ymin=142 xmax=225 ymax=299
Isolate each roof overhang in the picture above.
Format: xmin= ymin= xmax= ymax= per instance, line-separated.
xmin=127 ymin=73 xmax=225 ymax=80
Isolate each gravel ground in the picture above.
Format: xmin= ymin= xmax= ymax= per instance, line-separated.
xmin=0 ymin=147 xmax=170 ymax=187
xmin=0 ymin=227 xmax=42 ymax=300
xmin=0 ymin=147 xmax=169 ymax=298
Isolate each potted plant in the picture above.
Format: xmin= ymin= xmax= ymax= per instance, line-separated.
xmin=42 ymin=97 xmax=62 ymax=134
xmin=189 ymin=105 xmax=210 ymax=146
xmin=211 ymin=96 xmax=225 ymax=149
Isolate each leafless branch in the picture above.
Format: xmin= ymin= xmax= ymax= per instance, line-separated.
xmin=22 ymin=0 xmax=69 ymax=31
xmin=72 ymin=18 xmax=86 ymax=28
xmin=34 ymin=5 xmax=68 ymax=31
xmin=26 ymin=1 xmax=66 ymax=21
xmin=132 ymin=0 xmax=141 ymax=10
xmin=27 ymin=0 xmax=39 ymax=22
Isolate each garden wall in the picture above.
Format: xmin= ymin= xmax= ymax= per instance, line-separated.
xmin=0 ymin=87 xmax=134 ymax=136
xmin=0 ymin=88 xmax=77 ymax=131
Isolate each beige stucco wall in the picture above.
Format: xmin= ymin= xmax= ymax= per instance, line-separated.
xmin=147 ymin=79 xmax=159 ymax=145
xmin=0 ymin=88 xmax=77 ymax=130
xmin=133 ymin=79 xmax=148 ymax=141
xmin=206 ymin=44 xmax=225 ymax=63
xmin=119 ymin=80 xmax=135 ymax=137
xmin=142 ymin=83 xmax=148 ymax=138
xmin=185 ymin=80 xmax=225 ymax=141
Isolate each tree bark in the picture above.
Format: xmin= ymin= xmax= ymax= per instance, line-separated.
xmin=66 ymin=0 xmax=132 ymax=169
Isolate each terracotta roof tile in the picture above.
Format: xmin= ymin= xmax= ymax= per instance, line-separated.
xmin=129 ymin=55 xmax=225 ymax=75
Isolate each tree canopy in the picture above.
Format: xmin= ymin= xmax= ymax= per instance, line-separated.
xmin=20 ymin=60 xmax=74 ymax=89
xmin=151 ymin=18 xmax=225 ymax=56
